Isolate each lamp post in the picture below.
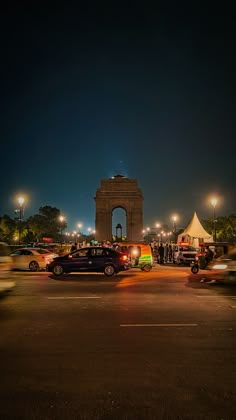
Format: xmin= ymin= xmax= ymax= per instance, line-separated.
xmin=16 ymin=196 xmax=25 ymax=245
xmin=211 ymin=198 xmax=217 ymax=242
xmin=77 ymin=223 xmax=82 ymax=234
xmin=155 ymin=223 xmax=161 ymax=241
xmin=172 ymin=216 xmax=177 ymax=243
xmin=59 ymin=215 xmax=65 ymax=246
xmin=77 ymin=223 xmax=82 ymax=243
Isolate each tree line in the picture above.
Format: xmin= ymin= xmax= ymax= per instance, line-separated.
xmin=201 ymin=214 xmax=236 ymax=243
xmin=0 ymin=206 xmax=236 ymax=244
xmin=0 ymin=206 xmax=67 ymax=244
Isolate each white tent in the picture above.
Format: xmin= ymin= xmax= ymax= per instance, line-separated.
xmin=177 ymin=211 xmax=213 ymax=248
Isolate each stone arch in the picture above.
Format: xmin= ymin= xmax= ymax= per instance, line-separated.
xmin=94 ymin=175 xmax=143 ymax=242
xmin=112 ymin=205 xmax=127 ymax=239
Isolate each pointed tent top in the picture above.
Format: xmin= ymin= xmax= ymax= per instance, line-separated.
xmin=181 ymin=212 xmax=212 ymax=239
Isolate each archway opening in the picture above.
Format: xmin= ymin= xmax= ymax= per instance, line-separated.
xmin=112 ymin=207 xmax=127 ymax=241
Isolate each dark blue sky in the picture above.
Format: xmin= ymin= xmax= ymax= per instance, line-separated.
xmin=1 ymin=3 xmax=235 ymax=233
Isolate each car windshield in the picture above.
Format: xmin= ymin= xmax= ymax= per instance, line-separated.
xmin=179 ymin=246 xmax=196 ymax=251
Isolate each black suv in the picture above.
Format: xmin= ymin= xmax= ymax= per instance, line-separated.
xmin=47 ymin=246 xmax=130 ymax=277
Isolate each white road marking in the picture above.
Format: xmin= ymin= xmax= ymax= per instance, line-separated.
xmin=197 ymin=296 xmax=236 ymax=298
xmin=47 ymin=296 xmax=101 ymax=300
xmin=120 ymin=323 xmax=198 ymax=327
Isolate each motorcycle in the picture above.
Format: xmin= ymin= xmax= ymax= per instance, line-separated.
xmin=190 ymin=255 xmax=210 ymax=274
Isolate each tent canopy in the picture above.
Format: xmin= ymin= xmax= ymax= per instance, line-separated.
xmin=177 ymin=212 xmax=213 ymax=246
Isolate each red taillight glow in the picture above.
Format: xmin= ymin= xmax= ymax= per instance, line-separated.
xmin=121 ymin=255 xmax=128 ymax=261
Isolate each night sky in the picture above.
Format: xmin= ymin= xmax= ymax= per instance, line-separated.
xmin=1 ymin=3 xmax=235 ymax=233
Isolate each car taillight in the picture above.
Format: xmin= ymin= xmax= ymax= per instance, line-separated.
xmin=121 ymin=255 xmax=128 ymax=261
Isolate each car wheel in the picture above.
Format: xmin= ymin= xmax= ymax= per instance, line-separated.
xmin=104 ymin=264 xmax=115 ymax=276
xmin=29 ymin=261 xmax=39 ymax=272
xmin=191 ymin=265 xmax=199 ymax=274
xmin=53 ymin=264 xmax=64 ymax=276
xmin=141 ymin=264 xmax=152 ymax=272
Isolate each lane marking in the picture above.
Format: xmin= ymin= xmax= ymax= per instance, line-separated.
xmin=120 ymin=323 xmax=198 ymax=327
xmin=197 ymin=296 xmax=236 ymax=298
xmin=47 ymin=296 xmax=101 ymax=300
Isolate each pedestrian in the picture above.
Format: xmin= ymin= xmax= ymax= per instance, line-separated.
xmin=70 ymin=242 xmax=77 ymax=252
xmin=164 ymin=243 xmax=169 ymax=263
xmin=158 ymin=243 xmax=164 ymax=264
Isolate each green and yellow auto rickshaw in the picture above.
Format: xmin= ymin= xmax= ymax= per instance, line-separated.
xmin=117 ymin=242 xmax=153 ymax=272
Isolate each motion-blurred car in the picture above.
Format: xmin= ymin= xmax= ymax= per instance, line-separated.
xmin=209 ymin=248 xmax=236 ymax=281
xmin=0 ymin=242 xmax=15 ymax=292
xmin=9 ymin=247 xmax=58 ymax=272
xmin=47 ymin=246 xmax=130 ymax=277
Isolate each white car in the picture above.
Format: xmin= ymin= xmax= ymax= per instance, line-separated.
xmin=173 ymin=245 xmax=197 ymax=265
xmin=9 ymin=247 xmax=58 ymax=272
xmin=0 ymin=242 xmax=15 ymax=292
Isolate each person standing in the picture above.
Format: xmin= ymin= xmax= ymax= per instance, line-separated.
xmin=168 ymin=244 xmax=173 ymax=262
xmin=70 ymin=242 xmax=77 ymax=252
xmin=164 ymin=243 xmax=169 ymax=263
xmin=158 ymin=243 xmax=164 ymax=264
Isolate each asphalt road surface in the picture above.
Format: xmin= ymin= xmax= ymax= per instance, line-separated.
xmin=0 ymin=265 xmax=236 ymax=420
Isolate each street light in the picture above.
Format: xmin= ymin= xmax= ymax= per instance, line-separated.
xmin=16 ymin=196 xmax=25 ymax=245
xmin=77 ymin=223 xmax=82 ymax=233
xmin=59 ymin=215 xmax=65 ymax=246
xmin=77 ymin=223 xmax=83 ymax=242
xmin=172 ymin=215 xmax=177 ymax=243
xmin=155 ymin=223 xmax=161 ymax=242
xmin=210 ymin=198 xmax=217 ymax=242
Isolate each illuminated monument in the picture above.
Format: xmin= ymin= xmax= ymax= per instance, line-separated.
xmin=95 ymin=175 xmax=143 ymax=242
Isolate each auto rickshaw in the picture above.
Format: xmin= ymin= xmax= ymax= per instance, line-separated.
xmin=117 ymin=242 xmax=153 ymax=271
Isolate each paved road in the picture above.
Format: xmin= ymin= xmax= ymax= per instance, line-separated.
xmin=0 ymin=266 xmax=236 ymax=419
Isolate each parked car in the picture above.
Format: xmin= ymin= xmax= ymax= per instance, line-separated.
xmin=0 ymin=242 xmax=15 ymax=292
xmin=9 ymin=247 xmax=58 ymax=271
xmin=173 ymin=245 xmax=197 ymax=265
xmin=47 ymin=246 xmax=130 ymax=277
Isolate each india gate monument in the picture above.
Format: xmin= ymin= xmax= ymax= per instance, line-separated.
xmin=94 ymin=175 xmax=143 ymax=242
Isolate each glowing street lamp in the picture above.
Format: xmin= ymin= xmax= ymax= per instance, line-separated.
xmin=210 ymin=198 xmax=218 ymax=242
xmin=16 ymin=196 xmax=25 ymax=245
xmin=172 ymin=215 xmax=178 ymax=243
xmin=59 ymin=215 xmax=65 ymax=245
xmin=155 ymin=223 xmax=161 ymax=241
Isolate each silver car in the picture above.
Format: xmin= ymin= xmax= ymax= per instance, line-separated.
xmin=9 ymin=247 xmax=58 ymax=271
xmin=173 ymin=245 xmax=197 ymax=265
